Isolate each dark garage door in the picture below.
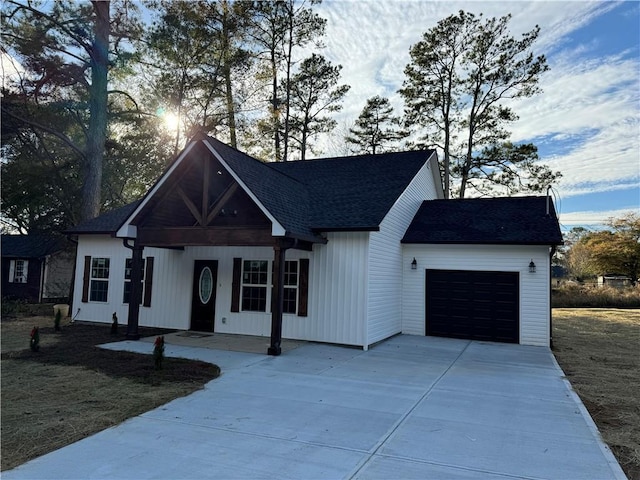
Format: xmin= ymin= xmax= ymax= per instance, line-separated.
xmin=426 ymin=269 xmax=519 ymax=343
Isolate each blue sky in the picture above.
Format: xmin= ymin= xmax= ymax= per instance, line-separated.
xmin=310 ymin=0 xmax=640 ymax=231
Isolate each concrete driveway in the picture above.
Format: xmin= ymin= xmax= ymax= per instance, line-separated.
xmin=4 ymin=335 xmax=626 ymax=480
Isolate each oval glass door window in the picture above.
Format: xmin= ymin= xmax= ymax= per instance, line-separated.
xmin=199 ymin=267 xmax=213 ymax=304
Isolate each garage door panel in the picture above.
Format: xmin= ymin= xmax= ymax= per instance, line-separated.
xmin=425 ymin=269 xmax=519 ymax=344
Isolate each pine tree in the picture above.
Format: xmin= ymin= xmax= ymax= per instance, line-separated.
xmin=345 ymin=96 xmax=406 ymax=155
xmin=287 ymin=54 xmax=350 ymax=160
xmin=400 ymin=10 xmax=560 ymax=198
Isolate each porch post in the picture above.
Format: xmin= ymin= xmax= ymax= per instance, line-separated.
xmin=268 ymin=244 xmax=286 ymax=355
xmin=124 ymin=239 xmax=144 ymax=340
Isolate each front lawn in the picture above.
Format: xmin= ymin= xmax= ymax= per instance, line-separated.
xmin=553 ymin=308 xmax=640 ymax=480
xmin=1 ymin=315 xmax=220 ymax=471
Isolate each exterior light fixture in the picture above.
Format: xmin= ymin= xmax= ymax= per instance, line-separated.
xmin=411 ymin=258 xmax=417 ymax=270
xmin=529 ymin=260 xmax=536 ymax=273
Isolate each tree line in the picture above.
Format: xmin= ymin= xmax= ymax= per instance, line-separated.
xmin=560 ymin=214 xmax=640 ymax=285
xmin=1 ymin=0 xmax=560 ymax=234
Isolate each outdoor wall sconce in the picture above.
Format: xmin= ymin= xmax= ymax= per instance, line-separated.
xmin=411 ymin=258 xmax=417 ymax=270
xmin=529 ymin=260 xmax=536 ymax=273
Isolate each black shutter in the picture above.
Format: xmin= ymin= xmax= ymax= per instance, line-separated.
xmin=298 ymin=259 xmax=309 ymax=317
xmin=143 ymin=257 xmax=154 ymax=307
xmin=81 ymin=256 xmax=91 ymax=303
xmin=231 ymin=257 xmax=241 ymax=312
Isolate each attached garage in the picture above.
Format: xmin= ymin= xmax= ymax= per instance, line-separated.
xmin=425 ymin=269 xmax=519 ymax=343
xmin=401 ymin=197 xmax=564 ymax=347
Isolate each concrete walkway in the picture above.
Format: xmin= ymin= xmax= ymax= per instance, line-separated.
xmin=4 ymin=335 xmax=626 ymax=480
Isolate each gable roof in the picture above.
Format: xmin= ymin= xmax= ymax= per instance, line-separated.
xmin=402 ymin=196 xmax=563 ymax=245
xmin=69 ymin=137 xmax=437 ymax=240
xmin=206 ymin=137 xmax=436 ymax=235
xmin=1 ymin=234 xmax=67 ymax=258
xmin=204 ymin=138 xmax=313 ymax=240
xmin=270 ymin=149 xmax=435 ymax=231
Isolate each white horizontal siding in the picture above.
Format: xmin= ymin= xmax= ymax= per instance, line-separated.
xmin=402 ymin=244 xmax=551 ymax=346
xmin=367 ymin=155 xmax=440 ymax=346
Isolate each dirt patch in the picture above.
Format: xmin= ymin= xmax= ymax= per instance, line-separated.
xmin=1 ymin=316 xmax=220 ymax=471
xmin=553 ymin=308 xmax=640 ymax=480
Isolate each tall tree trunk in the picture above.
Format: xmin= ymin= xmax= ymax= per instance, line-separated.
xmin=282 ymin=3 xmax=294 ymax=162
xmin=225 ymin=69 xmax=237 ymax=148
xmin=222 ymin=1 xmax=237 ymax=148
xmin=82 ymin=0 xmax=110 ymax=221
xmin=271 ymin=49 xmax=281 ymax=161
xmin=459 ymin=135 xmax=474 ymax=198
xmin=443 ymin=122 xmax=451 ymax=199
xmin=300 ymin=125 xmax=308 ymax=161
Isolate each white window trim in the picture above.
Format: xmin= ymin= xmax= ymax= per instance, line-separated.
xmin=241 ymin=260 xmax=270 ymax=312
xmin=283 ymin=260 xmax=299 ymax=315
xmin=9 ymin=259 xmax=28 ymax=283
xmin=89 ymin=257 xmax=110 ymax=303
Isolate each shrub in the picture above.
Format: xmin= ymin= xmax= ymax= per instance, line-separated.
xmin=54 ymin=309 xmax=62 ymax=332
xmin=153 ymin=336 xmax=165 ymax=370
xmin=552 ymin=284 xmax=640 ymax=308
xmin=30 ymin=326 xmax=40 ymax=352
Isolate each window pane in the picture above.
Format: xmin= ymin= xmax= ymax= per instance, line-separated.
xmin=124 ymin=258 xmax=144 ymax=280
xmin=90 ymin=280 xmax=109 ymax=302
xmin=91 ymin=258 xmax=110 ymax=279
xmin=243 ymin=260 xmax=268 ymax=285
xmin=283 ymin=287 xmax=297 ymax=314
xmin=284 ymin=261 xmax=298 ymax=286
xmin=241 ymin=286 xmax=266 ymax=311
xmin=199 ymin=267 xmax=213 ymax=304
xmin=14 ymin=260 xmax=26 ymax=283
xmin=123 ymin=281 xmax=143 ymax=304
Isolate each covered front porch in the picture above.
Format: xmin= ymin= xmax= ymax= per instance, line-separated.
xmin=116 ymin=138 xmax=324 ymax=355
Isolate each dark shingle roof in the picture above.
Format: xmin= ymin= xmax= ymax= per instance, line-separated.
xmin=402 ymin=196 xmax=563 ymax=245
xmin=270 ymin=150 xmax=433 ymax=231
xmin=69 ymin=138 xmax=435 ymax=240
xmin=208 ymin=138 xmax=433 ymax=236
xmin=1 ymin=234 xmax=66 ymax=258
xmin=66 ymin=201 xmax=141 ymax=235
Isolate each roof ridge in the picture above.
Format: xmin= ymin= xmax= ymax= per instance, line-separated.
xmin=298 ymin=149 xmax=434 ymax=163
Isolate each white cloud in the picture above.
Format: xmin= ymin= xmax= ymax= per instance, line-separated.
xmin=560 ymin=207 xmax=639 ymax=227
xmin=315 ymin=0 xmax=615 ymax=121
xmin=311 ymin=0 xmax=639 ymax=214
xmin=508 ymin=48 xmax=639 ymax=197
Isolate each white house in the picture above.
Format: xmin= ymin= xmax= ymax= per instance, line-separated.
xmin=67 ymin=136 xmax=563 ymax=354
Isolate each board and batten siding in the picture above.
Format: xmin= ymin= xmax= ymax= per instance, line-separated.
xmin=72 ymin=235 xmax=193 ymax=329
xmin=401 ymin=244 xmax=552 ymax=346
xmin=73 ymin=232 xmax=369 ymax=346
xmin=184 ymin=234 xmax=369 ymax=345
xmin=367 ymin=155 xmax=441 ymax=347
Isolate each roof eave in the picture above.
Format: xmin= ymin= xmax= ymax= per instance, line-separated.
xmin=401 ymin=239 xmax=564 ymax=245
xmin=312 ymin=226 xmax=380 ymax=233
